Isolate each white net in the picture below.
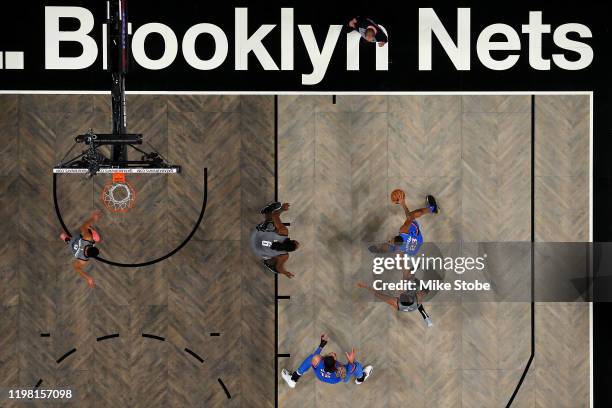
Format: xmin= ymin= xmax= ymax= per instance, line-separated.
xmin=102 ymin=182 xmax=135 ymax=212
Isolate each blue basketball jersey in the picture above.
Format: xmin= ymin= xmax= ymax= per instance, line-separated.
xmin=397 ymin=220 xmax=423 ymax=255
xmin=313 ymin=360 xmax=345 ymax=384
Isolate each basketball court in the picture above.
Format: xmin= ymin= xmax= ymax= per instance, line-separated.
xmin=0 ymin=92 xmax=591 ymax=408
xmin=276 ymin=94 xmax=591 ymax=407
xmin=0 ymin=94 xmax=276 ymax=407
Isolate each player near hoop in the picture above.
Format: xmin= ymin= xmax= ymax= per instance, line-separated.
xmin=250 ymin=202 xmax=299 ymax=278
xmin=370 ymin=189 xmax=439 ymax=256
xmin=60 ymin=210 xmax=102 ymax=288
xmin=281 ymin=334 xmax=373 ymax=387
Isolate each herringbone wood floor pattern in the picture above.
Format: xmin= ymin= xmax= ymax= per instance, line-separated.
xmin=277 ymin=95 xmax=590 ymax=408
xmin=0 ymin=95 xmax=275 ymax=407
xmin=0 ymin=94 xmax=591 ymax=407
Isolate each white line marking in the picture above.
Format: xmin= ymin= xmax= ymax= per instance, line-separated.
xmin=0 ymin=90 xmax=594 ymax=95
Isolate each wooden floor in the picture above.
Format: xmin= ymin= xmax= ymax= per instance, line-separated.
xmin=0 ymin=95 xmax=276 ymax=407
xmin=0 ymin=94 xmax=591 ymax=408
xmin=277 ymin=95 xmax=590 ymax=407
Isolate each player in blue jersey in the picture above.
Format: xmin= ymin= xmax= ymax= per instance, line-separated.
xmin=281 ymin=334 xmax=373 ymax=387
xmin=369 ymin=193 xmax=438 ymax=256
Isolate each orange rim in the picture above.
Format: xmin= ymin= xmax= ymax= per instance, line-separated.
xmin=101 ymin=173 xmax=136 ymax=212
xmin=112 ymin=172 xmax=126 ymax=183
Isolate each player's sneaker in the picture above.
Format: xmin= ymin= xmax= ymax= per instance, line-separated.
xmin=60 ymin=232 xmax=71 ymax=243
xmin=355 ymin=365 xmax=373 ymax=384
xmin=425 ymin=317 xmax=434 ymax=328
xmin=262 ymin=260 xmax=279 ymax=274
xmin=281 ymin=369 xmax=296 ymax=388
xmin=426 ymin=195 xmax=439 ymax=214
xmin=368 ymin=244 xmax=386 ymax=254
xmin=260 ymin=201 xmax=282 ymax=214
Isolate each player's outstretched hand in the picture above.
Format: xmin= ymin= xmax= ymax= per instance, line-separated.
xmin=91 ymin=210 xmax=103 ymax=222
xmin=345 ymin=348 xmax=356 ymax=364
xmin=281 ymin=203 xmax=290 ymax=211
xmin=87 ymin=277 xmax=95 ymax=288
xmin=356 ymin=281 xmax=368 ymax=289
xmin=283 ymin=271 xmax=295 ymax=279
xmin=319 ymin=333 xmax=329 ymax=348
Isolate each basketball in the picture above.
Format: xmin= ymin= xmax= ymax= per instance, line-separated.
xmin=390 ymin=189 xmax=405 ymax=203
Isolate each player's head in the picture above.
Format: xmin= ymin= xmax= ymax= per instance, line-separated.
xmin=399 ymin=292 xmax=414 ymax=307
xmin=323 ymin=354 xmax=337 ymax=372
xmin=271 ymin=238 xmax=300 ymax=252
xmin=285 ymin=239 xmax=299 ymax=251
xmin=393 ymin=235 xmax=404 ymax=245
xmin=85 ymin=245 xmax=99 ymax=258
xmin=365 ymin=27 xmax=376 ymax=42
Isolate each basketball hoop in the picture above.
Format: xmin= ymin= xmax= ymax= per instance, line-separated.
xmin=101 ymin=173 xmax=136 ymax=212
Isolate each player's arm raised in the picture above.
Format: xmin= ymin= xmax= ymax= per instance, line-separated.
xmin=80 ymin=210 xmax=102 ymax=238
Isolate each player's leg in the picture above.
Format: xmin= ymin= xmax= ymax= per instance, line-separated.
xmin=368 ymin=242 xmax=394 ymax=254
xmin=426 ymin=195 xmax=439 ymax=214
xmin=260 ymin=201 xmax=282 ymax=215
xmin=281 ymin=353 xmax=316 ymax=388
xmin=418 ymin=304 xmax=433 ymax=327
xmin=404 ymin=195 xmax=439 ymax=220
xmin=256 ymin=202 xmax=282 ymax=231
xmin=354 ymin=362 xmax=374 ymax=384
xmin=73 ymin=260 xmax=94 ymax=288
xmin=262 ymin=257 xmax=279 ymax=274
xmin=406 ymin=207 xmax=432 ymax=220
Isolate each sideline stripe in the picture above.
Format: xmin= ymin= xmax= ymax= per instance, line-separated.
xmin=274 ymin=94 xmax=279 ymax=408
xmin=505 ymin=94 xmax=536 ymax=407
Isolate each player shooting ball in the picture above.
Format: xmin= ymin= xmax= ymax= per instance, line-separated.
xmin=369 ymin=189 xmax=439 ymax=256
xmin=59 ymin=210 xmax=102 ymax=288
